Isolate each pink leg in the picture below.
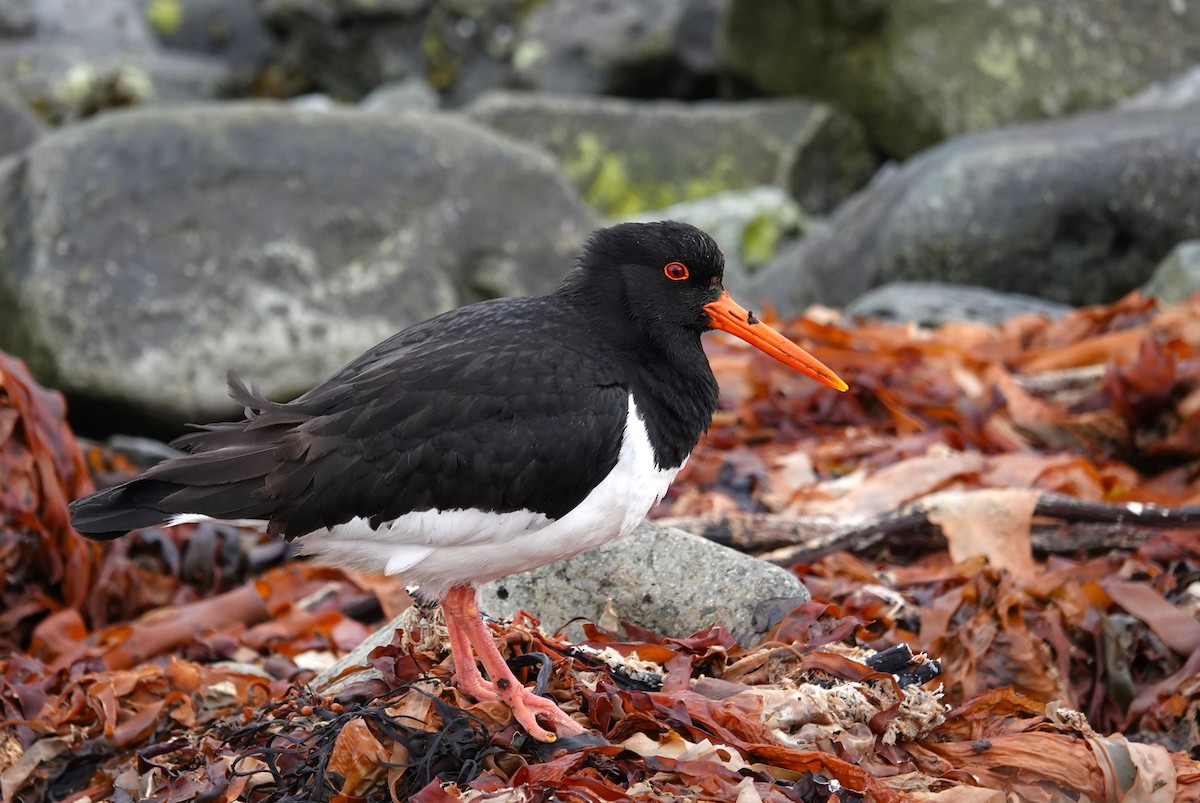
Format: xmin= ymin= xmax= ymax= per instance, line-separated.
xmin=441 ymin=585 xmax=585 ymax=742
xmin=443 ymin=594 xmax=496 ymax=699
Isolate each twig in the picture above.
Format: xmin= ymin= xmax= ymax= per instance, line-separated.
xmin=659 ymin=493 xmax=1200 ymax=567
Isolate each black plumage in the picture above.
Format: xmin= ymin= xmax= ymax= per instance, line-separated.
xmin=69 ymin=221 xmax=725 ymax=541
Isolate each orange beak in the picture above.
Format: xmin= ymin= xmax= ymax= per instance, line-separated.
xmin=703 ymin=290 xmax=848 ymax=392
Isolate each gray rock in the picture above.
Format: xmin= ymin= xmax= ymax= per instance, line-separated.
xmin=748 ymin=109 xmax=1200 ymax=315
xmin=513 ymin=0 xmax=726 ymax=99
xmin=846 ymin=282 xmax=1072 ymax=327
xmin=3 ymin=45 xmax=225 ymax=119
xmin=478 ymin=520 xmax=810 ymax=645
xmin=138 ymin=0 xmax=276 ymax=74
xmin=1120 ymin=66 xmax=1200 ymax=113
xmin=418 ymin=0 xmax=525 ymax=107
xmin=262 ymin=0 xmax=430 ymax=22
xmin=0 ymin=0 xmax=229 ymax=123
xmin=31 ymin=0 xmax=155 ymax=50
xmin=0 ymin=104 xmax=599 ymax=428
xmin=0 ymin=0 xmax=35 ymax=37
xmin=1143 ymin=241 xmax=1200 ymax=303
xmin=262 ymin=0 xmax=523 ymax=105
xmin=124 ymin=48 xmax=229 ymax=103
xmin=0 ymin=83 xmax=44 ymax=158
xmin=466 ymin=91 xmax=874 ymax=217
xmin=361 ymin=77 xmax=440 ymax=114
xmin=721 ymin=0 xmax=1200 ymax=157
xmin=622 ymin=186 xmax=806 ymax=295
xmin=286 ymin=92 xmax=339 ymax=111
xmin=0 ymin=43 xmax=228 ymax=123
xmin=261 ymin=0 xmax=427 ymax=100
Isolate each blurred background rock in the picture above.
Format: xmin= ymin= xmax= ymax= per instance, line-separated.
xmin=0 ymin=0 xmax=1197 ymax=436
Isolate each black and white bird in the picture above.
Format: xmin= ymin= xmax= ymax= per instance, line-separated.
xmin=69 ymin=221 xmax=847 ymax=742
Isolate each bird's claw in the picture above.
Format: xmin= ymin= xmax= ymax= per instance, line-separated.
xmin=457 ymin=671 xmax=583 ymax=742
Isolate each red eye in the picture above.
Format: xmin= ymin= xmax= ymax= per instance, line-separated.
xmin=664 ymin=261 xmax=689 ymax=281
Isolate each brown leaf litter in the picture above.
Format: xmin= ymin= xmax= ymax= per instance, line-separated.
xmin=3 ymin=292 xmax=1200 ymax=801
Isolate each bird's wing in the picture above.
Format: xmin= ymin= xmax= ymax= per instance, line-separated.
xmin=143 ymin=297 xmax=630 ymax=540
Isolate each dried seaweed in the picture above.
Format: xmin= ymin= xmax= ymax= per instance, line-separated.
xmin=4 ymin=294 xmax=1200 ymax=801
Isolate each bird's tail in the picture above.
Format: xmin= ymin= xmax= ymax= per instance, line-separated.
xmin=69 ymin=372 xmax=290 ymax=540
xmin=68 ymin=479 xmax=181 ymax=540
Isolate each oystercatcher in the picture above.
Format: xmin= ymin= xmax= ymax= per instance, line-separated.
xmin=69 ymin=221 xmax=847 ymax=742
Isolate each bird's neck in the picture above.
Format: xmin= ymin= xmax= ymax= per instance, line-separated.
xmin=623 ymin=334 xmax=719 ymax=471
xmin=555 ymin=280 xmax=719 ymax=470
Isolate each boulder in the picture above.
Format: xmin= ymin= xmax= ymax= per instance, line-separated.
xmin=1143 ymin=242 xmax=1200 ymax=304
xmin=0 ymin=0 xmax=228 ymax=123
xmin=0 ymin=0 xmax=35 ymax=37
xmin=0 ymin=84 xmax=45 ymax=158
xmin=31 ymin=0 xmax=156 ymax=49
xmin=260 ymin=0 xmax=428 ymax=100
xmin=478 ymin=520 xmax=811 ymax=645
xmin=721 ymin=0 xmax=1200 ymax=157
xmin=846 ymin=283 xmax=1071 ymax=327
xmin=466 ymin=91 xmax=874 ymax=216
xmin=0 ymin=104 xmax=598 ymax=430
xmin=138 ymin=0 xmax=277 ymax=76
xmin=1120 ymin=66 xmax=1200 ymax=113
xmin=513 ymin=0 xmax=726 ymax=100
xmin=261 ymin=0 xmax=529 ymax=105
xmin=0 ymin=46 xmax=229 ymax=125
xmin=748 ymin=109 xmax=1200 ymax=316
xmin=286 ymin=92 xmax=338 ymax=112
xmin=264 ymin=0 xmax=727 ymax=107
xmin=418 ymin=0 xmax=524 ymax=107
xmin=361 ymin=77 xmax=440 ymax=114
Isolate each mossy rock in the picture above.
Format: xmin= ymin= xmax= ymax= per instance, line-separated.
xmin=144 ymin=0 xmax=183 ymax=37
xmin=140 ymin=0 xmax=276 ymax=72
xmin=721 ymin=0 xmax=1200 ymax=157
xmin=467 ymin=92 xmax=874 ymax=217
xmin=1143 ymin=242 xmax=1200 ymax=304
xmin=748 ymin=108 xmax=1200 ymax=316
xmin=0 ymin=105 xmax=597 ymax=429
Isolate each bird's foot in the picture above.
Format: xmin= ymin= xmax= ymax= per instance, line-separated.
xmin=455 ymin=664 xmax=583 ymax=742
xmin=442 ymin=585 xmax=587 ymax=743
xmin=495 ymin=676 xmax=585 ymax=742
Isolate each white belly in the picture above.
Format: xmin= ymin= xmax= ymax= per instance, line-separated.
xmin=294 ymin=394 xmax=682 ymax=598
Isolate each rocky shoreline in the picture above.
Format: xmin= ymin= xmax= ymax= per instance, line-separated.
xmin=0 ymin=0 xmax=1197 ymax=433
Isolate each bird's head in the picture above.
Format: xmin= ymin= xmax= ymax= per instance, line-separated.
xmin=566 ymin=221 xmax=848 ymax=392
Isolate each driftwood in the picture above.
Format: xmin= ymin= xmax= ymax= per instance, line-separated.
xmin=658 ymin=492 xmax=1200 ymax=566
